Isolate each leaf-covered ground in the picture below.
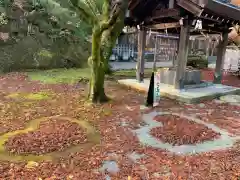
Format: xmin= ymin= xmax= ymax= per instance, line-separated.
xmin=0 ymin=70 xmax=239 ymax=179
xmin=5 ymin=119 xmax=88 ymax=155
xmin=150 ymin=115 xmax=221 ymax=146
xmin=201 ymin=68 xmax=240 ymax=87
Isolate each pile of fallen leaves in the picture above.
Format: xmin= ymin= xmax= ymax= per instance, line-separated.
xmin=201 ymin=69 xmax=240 ymax=87
xmin=5 ymin=119 xmax=87 ymax=155
xmin=150 ymin=115 xmax=221 ymax=145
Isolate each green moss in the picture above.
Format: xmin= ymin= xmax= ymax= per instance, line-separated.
xmin=26 ymin=68 xmax=158 ymax=85
xmin=7 ymin=92 xmax=51 ymax=100
xmin=27 ymin=68 xmax=91 ymax=84
xmin=25 ymin=92 xmax=50 ymax=100
xmin=0 ymin=116 xmax=100 ymax=162
xmin=113 ymin=68 xmax=154 ymax=78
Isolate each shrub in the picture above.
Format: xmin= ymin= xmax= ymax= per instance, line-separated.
xmin=187 ymin=55 xmax=208 ymax=69
xmin=0 ymin=35 xmax=90 ymax=72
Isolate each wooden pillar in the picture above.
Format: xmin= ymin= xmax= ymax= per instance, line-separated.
xmin=189 ymin=39 xmax=193 ymax=53
xmin=153 ymin=36 xmax=158 ymax=71
xmin=136 ymin=28 xmax=146 ymax=82
xmin=205 ymin=37 xmax=210 ymax=57
xmin=213 ymin=30 xmax=228 ymax=84
xmin=174 ymin=19 xmax=190 ymax=89
xmin=173 ymin=35 xmax=180 ymax=67
xmin=169 ymin=0 xmax=174 ymax=8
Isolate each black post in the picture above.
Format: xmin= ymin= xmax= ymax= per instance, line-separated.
xmin=145 ymin=72 xmax=154 ymax=107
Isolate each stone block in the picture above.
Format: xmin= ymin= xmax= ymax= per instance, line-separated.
xmin=158 ymin=68 xmax=201 ymax=86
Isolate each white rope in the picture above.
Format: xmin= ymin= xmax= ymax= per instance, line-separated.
xmin=146 ymin=29 xmax=152 ymax=46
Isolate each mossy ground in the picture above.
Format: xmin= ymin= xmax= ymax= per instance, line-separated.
xmin=26 ymin=68 xmax=154 ymax=84
xmin=6 ymin=92 xmax=52 ymax=100
xmin=27 ymin=68 xmax=90 ymax=84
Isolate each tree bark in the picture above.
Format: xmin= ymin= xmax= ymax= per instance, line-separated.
xmin=87 ymin=0 xmax=128 ymax=103
xmin=101 ymin=7 xmax=126 ymax=74
xmin=88 ymin=21 xmax=124 ymax=102
xmin=88 ymin=28 xmax=108 ymax=103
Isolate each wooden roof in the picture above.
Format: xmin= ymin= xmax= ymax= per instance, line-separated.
xmin=127 ymin=0 xmax=240 ymax=33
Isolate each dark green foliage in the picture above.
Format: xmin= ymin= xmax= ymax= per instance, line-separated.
xmin=187 ymin=55 xmax=208 ymax=69
xmin=0 ymin=0 xmax=92 ymax=73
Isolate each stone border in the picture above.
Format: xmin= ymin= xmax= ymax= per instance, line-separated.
xmin=219 ymin=95 xmax=240 ymax=106
xmin=0 ymin=116 xmax=100 ymax=162
xmin=132 ymin=111 xmax=240 ymax=155
xmin=118 ymin=79 xmax=240 ymax=104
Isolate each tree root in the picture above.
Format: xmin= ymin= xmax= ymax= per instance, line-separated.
xmin=88 ymin=92 xmax=110 ymax=103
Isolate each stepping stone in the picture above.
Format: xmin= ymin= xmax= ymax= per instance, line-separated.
xmin=127 ymin=151 xmax=146 ymax=163
xmin=105 ymin=175 xmax=111 ymax=180
xmin=99 ymin=160 xmax=119 ymax=174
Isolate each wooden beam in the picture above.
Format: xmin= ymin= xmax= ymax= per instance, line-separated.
xmin=205 ymin=0 xmax=240 ymax=22
xmin=213 ymin=30 xmax=228 ymax=84
xmin=205 ymin=37 xmax=211 ymax=57
xmin=173 ymin=36 xmax=180 ymax=66
xmin=129 ymin=0 xmax=140 ymax=10
xmin=177 ymin=0 xmax=203 ymax=16
xmin=169 ymin=0 xmax=175 ymax=8
xmin=136 ymin=29 xmax=147 ymax=82
xmin=151 ymin=9 xmax=180 ymax=20
xmin=148 ymin=22 xmax=180 ymax=30
xmin=174 ymin=20 xmax=190 ymax=89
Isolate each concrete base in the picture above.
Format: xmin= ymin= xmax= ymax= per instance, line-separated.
xmin=118 ymin=79 xmax=240 ymax=103
xmin=158 ymin=68 xmax=201 ymax=86
xmin=110 ymin=62 xmax=173 ymax=70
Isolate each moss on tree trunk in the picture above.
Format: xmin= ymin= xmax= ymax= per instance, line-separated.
xmin=101 ymin=10 xmax=125 ymax=75
xmin=87 ymin=0 xmax=128 ymax=103
xmin=88 ymin=61 xmax=108 ymax=103
xmin=88 ymin=28 xmax=109 ymax=103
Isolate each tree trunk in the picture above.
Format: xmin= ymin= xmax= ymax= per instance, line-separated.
xmin=88 ymin=28 xmax=108 ymax=103
xmin=87 ymin=0 xmax=128 ymax=103
xmin=88 ymin=18 xmax=124 ymax=102
xmin=88 ymin=61 xmax=108 ymax=103
xmin=101 ymin=6 xmax=125 ymax=75
xmin=101 ymin=30 xmax=120 ymax=74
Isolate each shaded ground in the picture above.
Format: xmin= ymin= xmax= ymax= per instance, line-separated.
xmin=0 ymin=69 xmax=239 ymax=179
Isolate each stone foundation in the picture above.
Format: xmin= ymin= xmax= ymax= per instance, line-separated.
xmin=118 ymin=78 xmax=240 ymax=103
xmin=158 ymin=68 xmax=201 ymax=86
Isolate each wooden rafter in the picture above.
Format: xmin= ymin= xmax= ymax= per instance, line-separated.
xmin=127 ymin=0 xmax=240 ymax=33
xmin=147 ymin=22 xmax=180 ymax=30
xmin=151 ymin=9 xmax=180 ymax=19
xmin=176 ymin=0 xmax=203 ymax=16
xmin=128 ymin=0 xmax=140 ymax=10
